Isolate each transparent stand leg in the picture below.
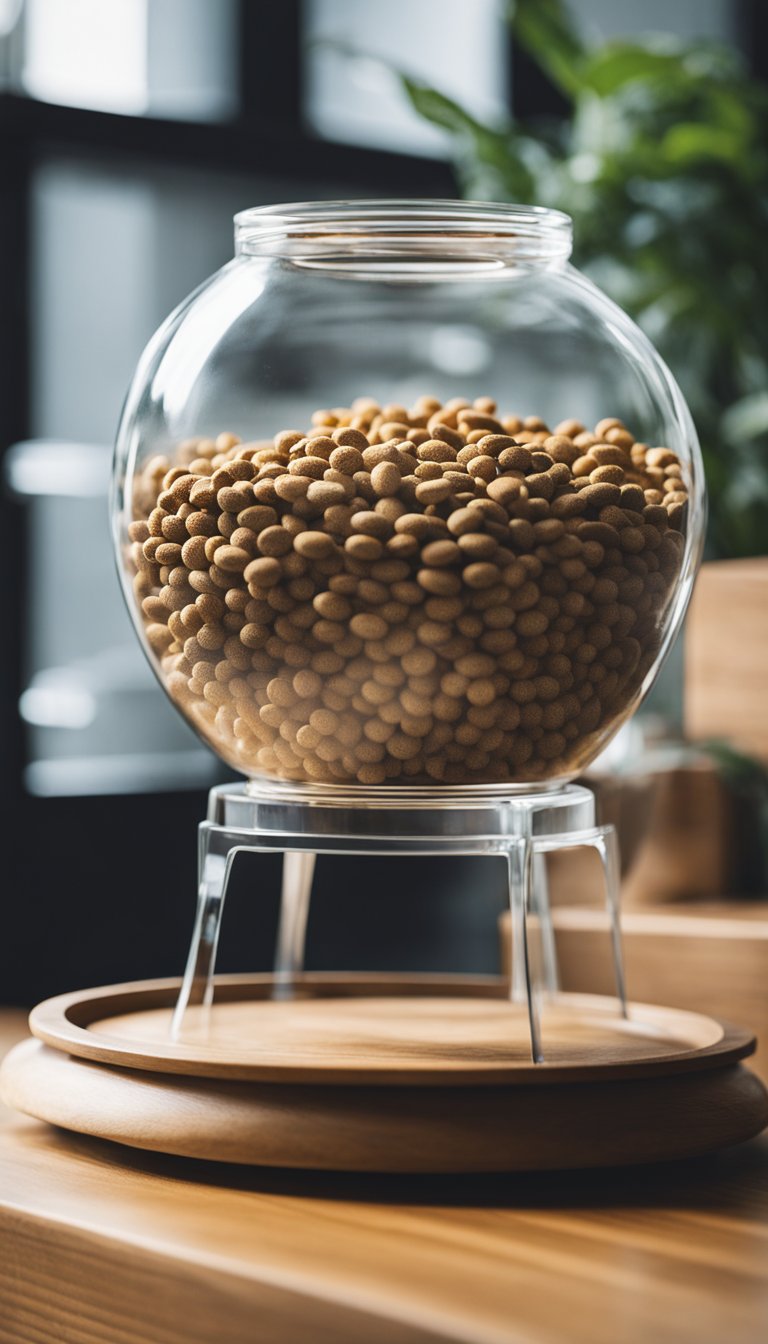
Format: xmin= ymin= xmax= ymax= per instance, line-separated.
xmin=171 ymin=828 xmax=234 ymax=1037
xmin=507 ymin=840 xmax=543 ymax=1064
xmin=532 ymin=850 xmax=559 ymax=995
xmin=531 ymin=825 xmax=627 ymax=1022
xmin=594 ymin=826 xmax=628 ymax=1017
xmin=272 ymin=851 xmax=316 ymax=1001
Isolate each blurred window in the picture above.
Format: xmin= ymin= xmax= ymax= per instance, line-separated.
xmin=581 ymin=0 xmax=736 ymax=43
xmin=24 ymin=0 xmax=149 ymax=112
xmin=21 ymin=0 xmax=238 ymax=120
xmin=0 ymin=0 xmax=22 ymax=87
xmin=305 ymin=0 xmax=509 ymax=157
xmin=15 ymin=153 xmax=370 ymax=796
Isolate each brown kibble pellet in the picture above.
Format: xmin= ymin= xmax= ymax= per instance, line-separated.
xmin=414 ymin=462 xmax=444 ymax=482
xmin=244 ymin=556 xmax=282 ymax=587
xmin=387 ymin=533 xmax=418 ymax=559
xmin=421 ymin=539 xmax=461 ymax=567
xmin=454 ymin=653 xmax=494 ymax=678
xmin=445 ymin=507 xmax=480 ymax=536
xmin=370 ymin=461 xmax=401 ymax=497
xmin=594 ymin=417 xmax=624 ymax=438
xmin=456 ymin=535 xmax=494 ymax=564
xmin=591 ymin=445 xmax=629 ymax=467
xmin=579 ymin=481 xmax=623 ymax=508
xmin=188 ymin=479 xmax=217 ymax=508
xmin=305 ymin=480 xmax=347 ymax=510
xmin=257 ymin=525 xmax=292 ymax=556
xmin=329 ymin=445 xmax=365 ymax=475
xmin=218 ymin=483 xmax=253 ymax=512
xmin=517 ymin=609 xmax=549 ymax=637
xmin=275 ymin=473 xmax=311 ymax=502
xmin=604 ymin=427 xmax=635 ymax=451
xmin=351 ymin=510 xmax=392 ymax=540
xmin=333 ymin=427 xmax=369 ymax=450
xmin=394 ymin=513 xmax=439 ymax=541
xmin=308 ymin=707 xmax=338 ymax=735
xmin=459 ymin=410 xmax=504 ymax=432
xmin=463 ymin=562 xmax=500 ymax=589
xmin=415 ymin=478 xmax=452 ymax=505
xmin=237 ymin=505 xmax=277 ymax=533
xmin=155 ymin=541 xmax=183 ymax=567
xmin=345 ymin=533 xmax=384 ymax=561
xmin=467 ymin=679 xmax=496 ymax=706
xmin=467 ymin=455 xmax=497 ymax=483
xmin=349 ymin=612 xmax=388 ymax=641
xmin=486 ymin=476 xmax=523 ymax=508
xmin=417 ymin=567 xmax=462 ymax=596
xmin=313 ymin=590 xmax=351 ymax=621
xmin=294 ymin=530 xmax=336 ymax=558
xmin=475 ymin=434 xmax=516 ymax=456
xmin=572 ymin=454 xmax=598 ymax=478
xmin=590 ymin=464 xmax=624 ymax=486
xmin=386 ymin=731 xmax=421 ymax=760
xmin=426 ymin=424 xmax=463 ymax=452
xmin=215 ymin=544 xmax=251 ymax=573
xmin=497 ymin=444 xmax=532 ymax=472
xmin=292 ymin=455 xmax=330 ymax=480
xmin=239 ymin=622 xmax=268 ymax=648
xmin=544 ymin=435 xmax=580 ymax=465
xmin=177 ymin=532 xmax=205 ymax=569
xmin=229 ymin=526 xmax=259 ymax=554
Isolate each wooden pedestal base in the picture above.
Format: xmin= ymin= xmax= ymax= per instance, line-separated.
xmin=2 ymin=976 xmax=765 ymax=1172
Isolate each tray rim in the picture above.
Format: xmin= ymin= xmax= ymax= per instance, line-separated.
xmin=27 ymin=973 xmax=756 ymax=1088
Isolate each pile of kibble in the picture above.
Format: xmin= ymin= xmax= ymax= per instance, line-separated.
xmin=128 ymin=396 xmax=687 ymax=785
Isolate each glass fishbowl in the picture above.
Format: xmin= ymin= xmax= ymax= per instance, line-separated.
xmin=113 ymin=200 xmax=704 ymax=789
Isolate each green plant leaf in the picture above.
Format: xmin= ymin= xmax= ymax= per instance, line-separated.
xmin=580 ymin=41 xmax=688 ymax=97
xmin=507 ymin=0 xmax=585 ymax=98
xmin=661 ymin=122 xmax=750 ymax=168
xmin=400 ymin=76 xmax=536 ymax=200
xmin=399 ymin=79 xmax=486 ymax=136
xmin=386 ymin=3 xmax=768 ymax=560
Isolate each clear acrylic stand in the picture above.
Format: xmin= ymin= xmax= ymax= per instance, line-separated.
xmin=172 ymin=780 xmax=626 ymax=1063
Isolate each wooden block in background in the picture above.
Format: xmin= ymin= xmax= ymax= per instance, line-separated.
xmin=617 ymin=765 xmax=738 ymax=904
xmin=502 ymin=904 xmax=768 ymax=1083
xmin=685 ymin=557 xmax=768 ymax=760
xmin=551 ymin=763 xmax=742 ymax=908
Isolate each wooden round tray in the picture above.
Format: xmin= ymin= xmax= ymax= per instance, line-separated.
xmin=23 ymin=973 xmax=756 ymax=1083
xmin=2 ymin=975 xmax=766 ymax=1172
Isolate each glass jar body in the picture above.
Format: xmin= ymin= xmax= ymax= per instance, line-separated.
xmin=113 ymin=202 xmax=704 ymax=789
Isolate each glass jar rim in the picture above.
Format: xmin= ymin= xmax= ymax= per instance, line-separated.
xmin=234 ymin=199 xmax=573 ymax=265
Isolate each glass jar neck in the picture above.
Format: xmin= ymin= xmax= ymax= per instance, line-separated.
xmin=233 ymin=200 xmax=573 ymax=275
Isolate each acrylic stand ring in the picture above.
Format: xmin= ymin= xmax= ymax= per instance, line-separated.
xmin=172 ymin=779 xmax=627 ymax=1063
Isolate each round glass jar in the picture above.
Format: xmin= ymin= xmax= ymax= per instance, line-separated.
xmin=113 ymin=200 xmax=705 ymax=789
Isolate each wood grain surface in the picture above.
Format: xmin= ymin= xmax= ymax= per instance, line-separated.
xmin=1 ymin=1009 xmax=768 ymax=1344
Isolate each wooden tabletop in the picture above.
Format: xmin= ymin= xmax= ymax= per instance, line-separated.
xmin=1 ymin=1010 xmax=767 ymax=1344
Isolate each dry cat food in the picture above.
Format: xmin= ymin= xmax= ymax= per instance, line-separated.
xmin=128 ymin=396 xmax=687 ymax=785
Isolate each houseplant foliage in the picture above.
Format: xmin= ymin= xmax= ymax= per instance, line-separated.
xmin=398 ymin=0 xmax=768 ymax=559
